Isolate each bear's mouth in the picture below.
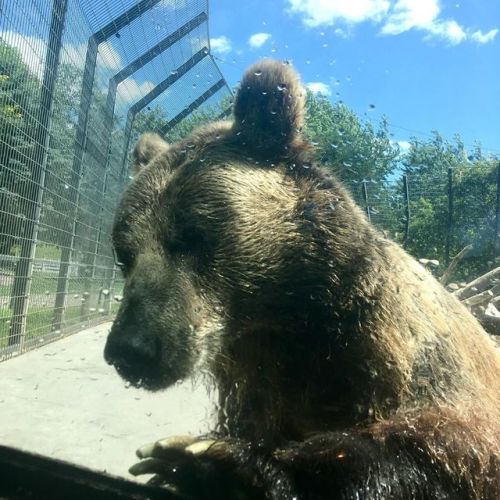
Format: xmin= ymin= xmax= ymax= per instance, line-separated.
xmin=111 ymin=361 xmax=175 ymax=392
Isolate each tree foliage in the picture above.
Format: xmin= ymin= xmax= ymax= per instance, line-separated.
xmin=402 ymin=132 xmax=498 ymax=279
xmin=303 ymin=91 xmax=400 ymax=183
xmin=0 ymin=42 xmax=40 ymax=254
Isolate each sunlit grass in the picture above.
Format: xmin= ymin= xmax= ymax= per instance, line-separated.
xmin=0 ymin=302 xmax=120 ymax=349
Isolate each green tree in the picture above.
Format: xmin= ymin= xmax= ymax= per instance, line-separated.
xmin=303 ymin=91 xmax=399 ymax=184
xmin=402 ymin=132 xmax=498 ymax=279
xmin=0 ymin=42 xmax=40 ymax=254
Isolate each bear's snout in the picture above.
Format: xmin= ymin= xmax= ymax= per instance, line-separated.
xmin=104 ymin=327 xmax=160 ymax=372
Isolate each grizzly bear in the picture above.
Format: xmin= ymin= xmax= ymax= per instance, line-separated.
xmin=104 ymin=60 xmax=500 ymax=499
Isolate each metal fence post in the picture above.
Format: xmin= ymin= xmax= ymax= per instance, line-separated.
xmin=362 ymin=180 xmax=371 ymax=223
xmin=402 ymin=174 xmax=410 ymax=247
xmin=51 ymin=36 xmax=99 ymax=332
xmin=52 ymin=0 xmax=166 ymax=332
xmin=445 ymin=166 xmax=454 ymax=266
xmin=8 ymin=0 xmax=68 ymax=347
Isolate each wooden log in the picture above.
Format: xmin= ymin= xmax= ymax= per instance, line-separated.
xmin=462 ymin=289 xmax=494 ymax=308
xmin=439 ymin=244 xmax=473 ymax=286
xmin=453 ymin=266 xmax=500 ymax=300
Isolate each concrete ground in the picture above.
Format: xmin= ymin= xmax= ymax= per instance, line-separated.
xmin=0 ymin=322 xmax=216 ymax=479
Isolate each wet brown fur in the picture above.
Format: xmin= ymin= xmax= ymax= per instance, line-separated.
xmin=105 ymin=60 xmax=500 ymax=499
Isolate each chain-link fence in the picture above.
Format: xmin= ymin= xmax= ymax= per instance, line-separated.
xmin=0 ymin=0 xmax=232 ymax=360
xmin=350 ymin=162 xmax=500 ymax=280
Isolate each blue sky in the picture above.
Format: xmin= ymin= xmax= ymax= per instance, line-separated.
xmin=209 ymin=0 xmax=500 ymax=156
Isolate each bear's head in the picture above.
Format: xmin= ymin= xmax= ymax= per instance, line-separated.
xmin=104 ymin=60 xmax=364 ymax=391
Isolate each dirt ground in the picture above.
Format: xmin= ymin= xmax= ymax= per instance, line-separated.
xmin=0 ymin=322 xmax=216 ymax=479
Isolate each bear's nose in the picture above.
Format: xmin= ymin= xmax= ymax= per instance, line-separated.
xmin=104 ymin=330 xmax=159 ymax=369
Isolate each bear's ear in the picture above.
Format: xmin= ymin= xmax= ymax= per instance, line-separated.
xmin=132 ymin=133 xmax=169 ymax=172
xmin=233 ymin=59 xmax=305 ymax=154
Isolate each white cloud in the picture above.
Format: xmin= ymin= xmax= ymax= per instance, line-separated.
xmin=397 ymin=140 xmax=411 ymax=152
xmin=334 ymin=27 xmax=349 ymax=38
xmin=1 ymin=31 xmax=47 ymax=78
xmin=470 ymin=28 xmax=498 ymax=44
xmin=97 ymin=41 xmax=122 ymax=71
xmin=1 ymin=31 xmax=124 ymax=80
xmin=426 ymin=19 xmax=466 ymax=45
xmin=210 ymin=35 xmax=232 ymax=54
xmin=248 ymin=32 xmax=271 ymax=49
xmin=118 ymin=79 xmax=155 ymax=102
xmin=287 ymin=0 xmax=497 ymax=46
xmin=382 ymin=0 xmax=469 ymax=45
xmin=306 ymin=81 xmax=331 ymax=96
xmin=286 ymin=0 xmax=390 ymax=27
xmin=381 ymin=0 xmax=440 ymax=35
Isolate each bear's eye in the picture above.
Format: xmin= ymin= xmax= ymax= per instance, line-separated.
xmin=112 ymin=247 xmax=132 ymax=275
xmin=166 ymin=226 xmax=205 ymax=255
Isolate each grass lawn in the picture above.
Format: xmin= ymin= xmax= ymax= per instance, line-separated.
xmin=0 ymin=244 xmax=123 ymax=351
xmin=0 ymin=271 xmax=123 ymax=297
xmin=0 ymin=302 xmax=120 ymax=349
